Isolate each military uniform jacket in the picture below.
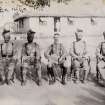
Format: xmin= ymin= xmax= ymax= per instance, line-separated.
xmin=0 ymin=41 xmax=15 ymax=58
xmin=70 ymin=40 xmax=87 ymax=58
xmin=0 ymin=41 xmax=16 ymax=66
xmin=44 ymin=43 xmax=67 ymax=64
xmin=21 ymin=42 xmax=41 ymax=64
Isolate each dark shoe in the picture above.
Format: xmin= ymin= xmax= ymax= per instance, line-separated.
xmin=61 ymin=79 xmax=66 ymax=85
xmin=21 ymin=80 xmax=26 ymax=86
xmin=21 ymin=81 xmax=26 ymax=86
xmin=73 ymin=79 xmax=77 ymax=83
xmin=6 ymin=80 xmax=12 ymax=85
xmin=81 ymin=80 xmax=85 ymax=84
xmin=38 ymin=80 xmax=42 ymax=86
xmin=49 ymin=79 xmax=55 ymax=85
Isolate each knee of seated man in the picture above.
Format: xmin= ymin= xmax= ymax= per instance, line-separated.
xmin=83 ymin=61 xmax=89 ymax=70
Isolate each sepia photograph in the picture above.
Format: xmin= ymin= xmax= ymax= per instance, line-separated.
xmin=0 ymin=0 xmax=105 ymax=105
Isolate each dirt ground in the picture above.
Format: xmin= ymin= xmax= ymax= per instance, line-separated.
xmin=0 ymin=79 xmax=105 ymax=105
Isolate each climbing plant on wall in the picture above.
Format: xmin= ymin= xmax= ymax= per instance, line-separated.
xmin=18 ymin=0 xmax=72 ymax=9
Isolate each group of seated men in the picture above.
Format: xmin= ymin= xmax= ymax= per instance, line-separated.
xmin=0 ymin=28 xmax=105 ymax=86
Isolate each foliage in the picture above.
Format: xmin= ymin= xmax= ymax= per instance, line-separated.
xmin=18 ymin=0 xmax=72 ymax=9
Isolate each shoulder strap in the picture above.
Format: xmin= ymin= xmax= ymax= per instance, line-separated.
xmin=73 ymin=41 xmax=76 ymax=54
xmin=1 ymin=43 xmax=3 ymax=56
xmin=100 ymin=42 xmax=104 ymax=54
xmin=49 ymin=44 xmax=54 ymax=55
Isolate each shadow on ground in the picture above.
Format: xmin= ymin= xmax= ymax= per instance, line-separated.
xmin=74 ymin=86 xmax=105 ymax=105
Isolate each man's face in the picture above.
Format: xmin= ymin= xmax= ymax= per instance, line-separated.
xmin=27 ymin=33 xmax=34 ymax=43
xmin=4 ymin=33 xmax=10 ymax=43
xmin=75 ymin=32 xmax=83 ymax=41
xmin=54 ymin=37 xmax=59 ymax=44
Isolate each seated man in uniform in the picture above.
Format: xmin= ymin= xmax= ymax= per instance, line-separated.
xmin=21 ymin=29 xmax=42 ymax=86
xmin=44 ymin=32 xmax=67 ymax=85
xmin=96 ymin=31 xmax=105 ymax=83
xmin=69 ymin=29 xmax=89 ymax=83
xmin=0 ymin=29 xmax=17 ymax=85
